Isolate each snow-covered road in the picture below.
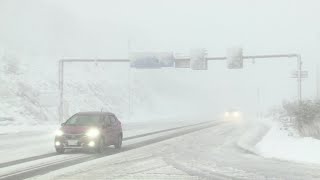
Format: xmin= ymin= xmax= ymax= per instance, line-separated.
xmin=0 ymin=120 xmax=216 ymax=180
xmin=27 ymin=121 xmax=320 ymax=180
xmin=2 ymin=120 xmax=320 ymax=180
xmin=0 ymin=120 xmax=202 ymax=164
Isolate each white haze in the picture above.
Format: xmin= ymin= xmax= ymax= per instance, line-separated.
xmin=0 ymin=0 xmax=320 ymax=122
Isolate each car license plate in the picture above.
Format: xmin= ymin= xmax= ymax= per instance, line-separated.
xmin=67 ymin=140 xmax=78 ymax=146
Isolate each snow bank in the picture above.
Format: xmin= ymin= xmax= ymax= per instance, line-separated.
xmin=236 ymin=119 xmax=270 ymax=154
xmin=256 ymin=122 xmax=320 ymax=165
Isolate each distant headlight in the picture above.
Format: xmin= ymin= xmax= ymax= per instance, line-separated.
xmin=86 ymin=128 xmax=100 ymax=138
xmin=55 ymin=129 xmax=64 ymax=136
xmin=233 ymin=111 xmax=240 ymax=117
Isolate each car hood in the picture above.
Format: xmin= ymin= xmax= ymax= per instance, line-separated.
xmin=61 ymin=126 xmax=96 ymax=134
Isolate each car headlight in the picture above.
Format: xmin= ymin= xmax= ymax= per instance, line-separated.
xmin=55 ymin=129 xmax=64 ymax=137
xmin=86 ymin=128 xmax=100 ymax=138
xmin=233 ymin=112 xmax=240 ymax=117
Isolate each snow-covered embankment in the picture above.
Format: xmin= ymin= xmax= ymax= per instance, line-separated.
xmin=239 ymin=118 xmax=320 ymax=165
xmin=255 ymin=122 xmax=320 ymax=165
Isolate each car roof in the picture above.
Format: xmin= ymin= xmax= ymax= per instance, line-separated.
xmin=75 ymin=111 xmax=115 ymax=116
xmin=227 ymin=108 xmax=239 ymax=112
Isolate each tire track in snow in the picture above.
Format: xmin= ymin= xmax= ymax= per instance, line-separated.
xmin=0 ymin=121 xmax=210 ymax=168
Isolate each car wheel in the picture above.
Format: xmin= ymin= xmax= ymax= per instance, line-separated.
xmin=55 ymin=147 xmax=65 ymax=154
xmin=95 ymin=138 xmax=105 ymax=153
xmin=114 ymin=135 xmax=122 ymax=149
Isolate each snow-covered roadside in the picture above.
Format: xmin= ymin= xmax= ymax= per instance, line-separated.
xmin=29 ymin=121 xmax=320 ymax=180
xmin=235 ymin=118 xmax=320 ymax=165
xmin=255 ymin=122 xmax=320 ymax=165
xmin=236 ymin=120 xmax=270 ymax=154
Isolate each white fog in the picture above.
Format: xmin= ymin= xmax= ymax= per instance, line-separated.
xmin=0 ymin=1 xmax=320 ymax=179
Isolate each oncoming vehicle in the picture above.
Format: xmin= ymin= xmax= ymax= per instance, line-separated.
xmin=223 ymin=108 xmax=243 ymax=121
xmin=54 ymin=112 xmax=123 ymax=154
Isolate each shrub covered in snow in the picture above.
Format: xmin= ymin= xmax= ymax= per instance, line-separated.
xmin=277 ymin=100 xmax=320 ymax=137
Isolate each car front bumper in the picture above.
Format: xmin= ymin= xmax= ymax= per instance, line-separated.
xmin=54 ymin=134 xmax=99 ymax=149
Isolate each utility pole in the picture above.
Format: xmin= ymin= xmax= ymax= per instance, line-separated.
xmin=128 ymin=39 xmax=132 ymax=121
xmin=58 ymin=61 xmax=64 ymax=123
xmin=257 ymin=88 xmax=261 ymax=120
xmin=289 ymin=55 xmax=305 ymax=102
xmin=297 ymin=55 xmax=302 ymax=102
xmin=317 ymin=64 xmax=320 ymax=99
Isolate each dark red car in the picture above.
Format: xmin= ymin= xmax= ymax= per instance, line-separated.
xmin=54 ymin=112 xmax=123 ymax=154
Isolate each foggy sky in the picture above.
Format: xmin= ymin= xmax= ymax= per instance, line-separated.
xmin=0 ymin=0 xmax=319 ymax=116
xmin=0 ymin=0 xmax=319 ymax=58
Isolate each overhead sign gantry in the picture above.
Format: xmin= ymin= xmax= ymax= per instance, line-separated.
xmin=58 ymin=49 xmax=304 ymax=122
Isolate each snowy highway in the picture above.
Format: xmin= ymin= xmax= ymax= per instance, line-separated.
xmin=1 ymin=120 xmax=320 ymax=180
xmin=1 ymin=0 xmax=320 ymax=179
xmin=0 ymin=120 xmax=218 ymax=180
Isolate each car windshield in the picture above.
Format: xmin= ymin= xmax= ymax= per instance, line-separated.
xmin=65 ymin=115 xmax=103 ymax=126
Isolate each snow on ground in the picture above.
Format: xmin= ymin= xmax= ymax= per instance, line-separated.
xmin=0 ymin=119 xmax=203 ymax=164
xmin=0 ymin=120 xmax=213 ymax=180
xmin=29 ymin=121 xmax=320 ymax=180
xmin=236 ymin=119 xmax=271 ymax=154
xmin=28 ymin=122 xmax=253 ymax=180
xmin=256 ymin=122 xmax=320 ymax=165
